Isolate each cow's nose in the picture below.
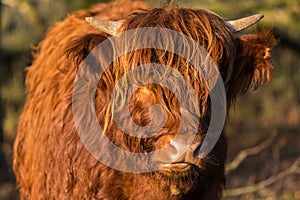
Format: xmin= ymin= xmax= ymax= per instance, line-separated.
xmin=169 ymin=138 xmax=203 ymax=163
xmin=151 ymin=135 xmax=202 ymax=165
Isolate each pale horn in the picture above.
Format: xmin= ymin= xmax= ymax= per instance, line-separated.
xmin=86 ymin=13 xmax=264 ymax=35
xmin=226 ymin=14 xmax=264 ymax=32
xmin=85 ymin=17 xmax=123 ymax=36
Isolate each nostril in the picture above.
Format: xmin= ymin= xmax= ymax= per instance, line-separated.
xmin=193 ymin=142 xmax=202 ymax=158
xmin=185 ymin=138 xmax=203 ymax=159
xmin=168 ymin=142 xmax=177 ymax=156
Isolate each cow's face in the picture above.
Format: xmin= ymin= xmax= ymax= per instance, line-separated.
xmin=68 ymin=6 xmax=277 ymax=187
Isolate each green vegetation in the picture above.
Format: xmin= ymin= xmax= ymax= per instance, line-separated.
xmin=1 ymin=0 xmax=299 ymax=199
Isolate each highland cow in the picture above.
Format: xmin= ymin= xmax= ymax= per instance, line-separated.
xmin=13 ymin=0 xmax=277 ymax=199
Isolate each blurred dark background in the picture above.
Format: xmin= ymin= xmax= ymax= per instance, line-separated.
xmin=0 ymin=0 xmax=299 ymax=199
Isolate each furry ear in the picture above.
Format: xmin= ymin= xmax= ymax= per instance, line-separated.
xmin=226 ymin=30 xmax=278 ymax=105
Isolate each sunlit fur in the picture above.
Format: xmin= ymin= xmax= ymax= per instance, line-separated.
xmin=13 ymin=1 xmax=277 ymax=199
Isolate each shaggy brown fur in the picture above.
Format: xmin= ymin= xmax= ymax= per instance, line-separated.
xmin=13 ymin=1 xmax=277 ymax=199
